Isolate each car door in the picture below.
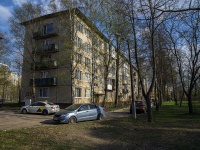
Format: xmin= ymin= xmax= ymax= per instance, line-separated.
xmin=77 ymin=104 xmax=90 ymax=121
xmin=88 ymin=104 xmax=98 ymax=120
xmin=36 ymin=102 xmax=46 ymax=113
xmin=28 ymin=102 xmax=39 ymax=113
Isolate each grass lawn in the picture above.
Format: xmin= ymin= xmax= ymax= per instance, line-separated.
xmin=0 ymin=101 xmax=200 ymax=150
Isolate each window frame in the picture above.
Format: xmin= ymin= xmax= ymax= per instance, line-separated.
xmin=39 ymin=87 xmax=49 ymax=98
xmin=85 ymin=89 xmax=91 ymax=98
xmin=75 ymin=69 xmax=82 ymax=80
xmin=75 ymin=88 xmax=82 ymax=98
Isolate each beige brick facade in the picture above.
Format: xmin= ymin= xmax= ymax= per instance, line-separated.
xmin=21 ymin=9 xmax=140 ymax=106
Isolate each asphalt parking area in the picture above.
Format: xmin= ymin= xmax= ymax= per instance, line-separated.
xmin=0 ymin=109 xmax=131 ymax=130
xmin=0 ymin=110 xmax=55 ymax=130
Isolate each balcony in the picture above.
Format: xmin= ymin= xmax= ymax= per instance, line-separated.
xmin=107 ymin=84 xmax=112 ymax=91
xmin=30 ymin=78 xmax=57 ymax=86
xmin=33 ymin=44 xmax=59 ymax=54
xmin=33 ymin=28 xmax=59 ymax=40
xmin=32 ymin=60 xmax=57 ymax=70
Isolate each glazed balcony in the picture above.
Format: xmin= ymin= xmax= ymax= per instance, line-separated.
xmin=31 ymin=60 xmax=57 ymax=70
xmin=33 ymin=28 xmax=59 ymax=40
xmin=30 ymin=77 xmax=57 ymax=86
xmin=32 ymin=44 xmax=59 ymax=54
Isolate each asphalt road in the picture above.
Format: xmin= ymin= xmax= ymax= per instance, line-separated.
xmin=0 ymin=109 xmax=131 ymax=130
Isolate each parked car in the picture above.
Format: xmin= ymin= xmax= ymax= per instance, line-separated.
xmin=21 ymin=101 xmax=60 ymax=115
xmin=130 ymin=100 xmax=147 ymax=113
xmin=53 ymin=103 xmax=106 ymax=124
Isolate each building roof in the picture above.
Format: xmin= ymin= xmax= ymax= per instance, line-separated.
xmin=21 ymin=8 xmax=109 ymax=43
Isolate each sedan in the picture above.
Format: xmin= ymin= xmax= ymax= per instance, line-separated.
xmin=53 ymin=103 xmax=106 ymax=124
xmin=130 ymin=100 xmax=147 ymax=113
xmin=21 ymin=101 xmax=60 ymax=115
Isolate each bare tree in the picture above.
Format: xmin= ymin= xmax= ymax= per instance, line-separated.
xmin=165 ymin=10 xmax=200 ymax=114
xmin=9 ymin=2 xmax=44 ymax=102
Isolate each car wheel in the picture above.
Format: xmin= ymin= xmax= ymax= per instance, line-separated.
xmin=42 ymin=110 xmax=48 ymax=115
xmin=22 ymin=109 xmax=27 ymax=114
xmin=69 ymin=116 xmax=77 ymax=124
xmin=97 ymin=114 xmax=103 ymax=120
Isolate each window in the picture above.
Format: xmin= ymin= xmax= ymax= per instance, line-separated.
xmin=39 ymin=88 xmax=49 ymax=98
xmin=76 ymin=53 xmax=82 ymax=64
xmin=93 ymin=37 xmax=98 ymax=47
xmin=41 ymin=71 xmax=49 ymax=78
xmin=76 ymin=22 xmax=83 ymax=33
xmin=85 ymin=57 xmax=90 ymax=68
xmin=85 ymin=89 xmax=90 ymax=98
xmin=99 ymin=41 xmax=103 ymax=49
xmin=89 ymin=104 xmax=96 ymax=109
xmin=85 ymin=44 xmax=90 ymax=53
xmin=79 ymin=104 xmax=89 ymax=111
xmin=85 ymin=29 xmax=90 ymax=38
xmin=43 ymin=23 xmax=53 ymax=34
xmin=75 ymin=88 xmax=82 ymax=97
xmin=76 ymin=37 xmax=82 ymax=48
xmin=75 ymin=70 xmax=82 ymax=80
xmin=43 ymin=40 xmax=51 ymax=50
xmin=108 ymin=78 xmax=112 ymax=85
xmin=99 ymin=77 xmax=104 ymax=85
xmin=85 ymin=73 xmax=90 ymax=82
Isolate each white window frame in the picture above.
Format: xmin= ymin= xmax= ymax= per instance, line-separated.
xmin=75 ymin=88 xmax=82 ymax=98
xmin=76 ymin=53 xmax=82 ymax=64
xmin=41 ymin=71 xmax=49 ymax=78
xmin=85 ymin=57 xmax=90 ymax=68
xmin=76 ymin=22 xmax=83 ymax=33
xmin=85 ymin=89 xmax=91 ymax=98
xmin=76 ymin=36 xmax=82 ymax=48
xmin=75 ymin=69 xmax=82 ymax=80
xmin=39 ymin=87 xmax=49 ymax=98
xmin=85 ymin=73 xmax=90 ymax=82
xmin=85 ymin=44 xmax=90 ymax=53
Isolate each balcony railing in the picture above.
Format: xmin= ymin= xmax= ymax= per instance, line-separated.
xmin=32 ymin=44 xmax=59 ymax=54
xmin=30 ymin=77 xmax=57 ymax=86
xmin=31 ymin=60 xmax=57 ymax=70
xmin=33 ymin=28 xmax=59 ymax=40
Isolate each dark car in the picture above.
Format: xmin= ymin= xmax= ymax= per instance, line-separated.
xmin=130 ymin=101 xmax=147 ymax=113
xmin=53 ymin=103 xmax=106 ymax=124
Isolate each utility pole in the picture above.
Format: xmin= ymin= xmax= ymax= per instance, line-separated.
xmin=127 ymin=39 xmax=136 ymax=119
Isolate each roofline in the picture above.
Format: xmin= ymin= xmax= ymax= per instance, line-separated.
xmin=21 ymin=8 xmax=109 ymax=43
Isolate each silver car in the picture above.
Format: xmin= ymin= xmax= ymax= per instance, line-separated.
xmin=53 ymin=103 xmax=106 ymax=123
xmin=21 ymin=101 xmax=60 ymax=115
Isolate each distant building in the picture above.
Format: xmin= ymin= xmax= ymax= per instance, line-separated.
xmin=20 ymin=8 xmax=140 ymax=106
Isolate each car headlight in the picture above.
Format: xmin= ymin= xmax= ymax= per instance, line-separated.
xmin=60 ymin=114 xmax=68 ymax=119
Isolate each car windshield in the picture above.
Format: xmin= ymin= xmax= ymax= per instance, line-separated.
xmin=47 ymin=102 xmax=55 ymax=105
xmin=65 ymin=104 xmax=82 ymax=111
xmin=135 ymin=101 xmax=143 ymax=105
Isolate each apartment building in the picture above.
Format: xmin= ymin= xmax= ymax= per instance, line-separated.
xmin=21 ymin=8 xmax=139 ymax=106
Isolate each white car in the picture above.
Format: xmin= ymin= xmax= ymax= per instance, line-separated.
xmin=21 ymin=101 xmax=60 ymax=115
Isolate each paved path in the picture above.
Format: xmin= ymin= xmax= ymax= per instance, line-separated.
xmin=0 ymin=108 xmax=131 ymax=130
xmin=107 ymin=108 xmax=132 ymax=118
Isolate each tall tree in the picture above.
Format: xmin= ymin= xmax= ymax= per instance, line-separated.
xmin=9 ymin=2 xmax=44 ymax=102
xmin=166 ymin=10 xmax=200 ymax=114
